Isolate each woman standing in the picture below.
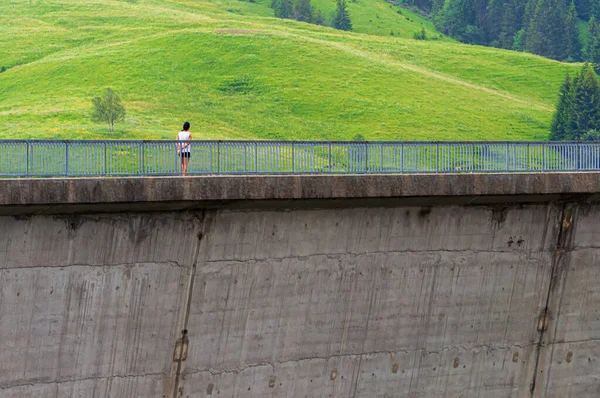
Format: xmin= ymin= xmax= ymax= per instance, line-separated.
xmin=176 ymin=121 xmax=192 ymax=176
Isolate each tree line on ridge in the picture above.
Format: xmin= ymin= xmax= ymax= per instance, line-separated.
xmin=270 ymin=0 xmax=353 ymax=31
xmin=405 ymin=0 xmax=600 ymax=63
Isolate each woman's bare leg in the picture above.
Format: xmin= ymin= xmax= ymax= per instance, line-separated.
xmin=182 ymin=157 xmax=189 ymax=176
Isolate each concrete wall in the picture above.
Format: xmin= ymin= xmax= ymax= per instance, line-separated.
xmin=1 ymin=175 xmax=599 ymax=397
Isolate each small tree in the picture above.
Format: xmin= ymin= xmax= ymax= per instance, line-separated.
xmin=413 ymin=27 xmax=427 ymax=40
xmin=91 ymin=88 xmax=126 ymax=132
xmin=333 ymin=0 xmax=352 ymax=31
xmin=315 ymin=9 xmax=325 ymax=25
xmin=273 ymin=0 xmax=293 ymax=18
xmin=293 ymin=0 xmax=313 ymax=22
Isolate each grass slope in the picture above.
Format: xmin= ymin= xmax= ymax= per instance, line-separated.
xmin=0 ymin=0 xmax=578 ymax=140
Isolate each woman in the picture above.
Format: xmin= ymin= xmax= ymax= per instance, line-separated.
xmin=176 ymin=121 xmax=192 ymax=176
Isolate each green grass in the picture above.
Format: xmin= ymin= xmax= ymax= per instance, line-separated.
xmin=0 ymin=0 xmax=579 ymax=141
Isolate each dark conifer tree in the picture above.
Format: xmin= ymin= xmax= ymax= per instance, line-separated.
xmin=315 ymin=9 xmax=325 ymax=25
xmin=587 ymin=17 xmax=600 ymax=71
xmin=590 ymin=0 xmax=600 ymax=20
xmin=273 ymin=0 xmax=293 ymax=19
xmin=498 ymin=1 xmax=520 ymax=48
xmin=523 ymin=0 xmax=538 ymax=28
xmin=333 ymin=0 xmax=352 ymax=31
xmin=572 ymin=64 xmax=600 ymax=138
xmin=575 ymin=0 xmax=592 ymax=19
xmin=565 ymin=1 xmax=583 ymax=61
xmin=525 ymin=0 xmax=567 ymax=60
xmin=486 ymin=0 xmax=506 ymax=45
xmin=293 ymin=0 xmax=313 ymax=22
xmin=551 ymin=73 xmax=575 ymax=140
xmin=431 ymin=0 xmax=445 ymax=14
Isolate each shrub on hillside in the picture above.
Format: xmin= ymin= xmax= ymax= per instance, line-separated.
xmin=91 ymin=88 xmax=126 ymax=133
xmin=219 ymin=75 xmax=256 ymax=95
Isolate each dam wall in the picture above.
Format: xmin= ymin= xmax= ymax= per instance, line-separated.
xmin=0 ymin=174 xmax=599 ymax=397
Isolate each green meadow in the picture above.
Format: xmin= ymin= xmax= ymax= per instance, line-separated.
xmin=0 ymin=0 xmax=579 ymax=140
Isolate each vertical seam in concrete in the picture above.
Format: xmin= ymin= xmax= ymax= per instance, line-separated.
xmin=529 ymin=202 xmax=572 ymax=397
xmin=172 ymin=210 xmax=211 ymax=398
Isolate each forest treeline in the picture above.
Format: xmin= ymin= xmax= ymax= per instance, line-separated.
xmin=404 ymin=0 xmax=600 ymax=63
xmin=270 ymin=0 xmax=352 ymax=31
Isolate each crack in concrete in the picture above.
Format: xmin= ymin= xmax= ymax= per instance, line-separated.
xmin=173 ymin=210 xmax=212 ymax=398
xmin=0 ymin=372 xmax=167 ymax=391
xmin=529 ymin=203 xmax=573 ymax=397
xmin=183 ymin=343 xmax=532 ymax=377
xmin=0 ymin=261 xmax=189 ymax=271
xmin=200 ymin=249 xmax=548 ymax=275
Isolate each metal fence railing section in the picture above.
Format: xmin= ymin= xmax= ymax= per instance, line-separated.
xmin=1 ymin=140 xmax=599 ymax=177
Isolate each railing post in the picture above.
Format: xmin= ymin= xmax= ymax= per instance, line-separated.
xmin=141 ymin=142 xmax=145 ymax=176
xmin=209 ymin=143 xmax=213 ymax=174
xmin=217 ymin=141 xmax=221 ymax=174
xmin=292 ymin=142 xmax=295 ymax=174
xmin=365 ymin=142 xmax=369 ymax=174
xmin=65 ymin=141 xmax=69 ymax=176
xmin=26 ymin=142 xmax=30 ymax=176
xmin=328 ymin=142 xmax=332 ymax=173
xmin=400 ymin=143 xmax=404 ymax=173
xmin=471 ymin=143 xmax=475 ymax=172
xmin=505 ymin=143 xmax=509 ymax=172
xmin=436 ymin=143 xmax=439 ymax=173
xmin=254 ymin=142 xmax=258 ymax=174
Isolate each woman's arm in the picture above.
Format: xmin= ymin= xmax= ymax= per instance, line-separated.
xmin=183 ymin=133 xmax=192 ymax=149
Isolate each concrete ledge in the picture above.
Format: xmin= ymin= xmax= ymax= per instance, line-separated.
xmin=1 ymin=173 xmax=599 ymax=215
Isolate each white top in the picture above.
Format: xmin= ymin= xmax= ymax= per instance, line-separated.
xmin=177 ymin=130 xmax=191 ymax=153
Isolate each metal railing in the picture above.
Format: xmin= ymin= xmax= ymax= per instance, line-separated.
xmin=1 ymin=140 xmax=600 ymax=177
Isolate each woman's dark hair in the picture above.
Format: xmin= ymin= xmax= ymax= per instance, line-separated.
xmin=183 ymin=121 xmax=190 ymax=131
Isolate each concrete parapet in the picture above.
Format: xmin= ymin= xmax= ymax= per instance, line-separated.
xmin=1 ymin=173 xmax=600 ymax=214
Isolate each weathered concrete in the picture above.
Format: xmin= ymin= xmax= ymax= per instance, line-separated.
xmin=1 ymin=173 xmax=600 ymax=214
xmin=1 ymin=174 xmax=599 ymax=397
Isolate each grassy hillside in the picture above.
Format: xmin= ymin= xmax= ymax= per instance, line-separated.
xmin=0 ymin=0 xmax=578 ymax=140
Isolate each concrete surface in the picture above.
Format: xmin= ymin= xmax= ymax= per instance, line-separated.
xmin=0 ymin=174 xmax=599 ymax=397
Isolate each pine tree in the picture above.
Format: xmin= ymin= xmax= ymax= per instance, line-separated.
xmin=315 ymin=9 xmax=325 ymax=25
xmin=273 ymin=0 xmax=292 ymax=18
xmin=435 ymin=0 xmax=478 ymax=42
xmin=551 ymin=73 xmax=575 ymax=140
xmin=591 ymin=0 xmax=600 ymax=20
xmin=523 ymin=0 xmax=538 ymax=28
xmin=587 ymin=16 xmax=600 ymax=72
xmin=572 ymin=64 xmax=600 ymax=138
xmin=333 ymin=0 xmax=352 ymax=31
xmin=525 ymin=0 xmax=568 ymax=60
xmin=293 ymin=0 xmax=313 ymax=22
xmin=431 ymin=0 xmax=445 ymax=14
xmin=565 ymin=1 xmax=583 ymax=61
xmin=486 ymin=0 xmax=506 ymax=45
xmin=499 ymin=1 xmax=520 ymax=48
